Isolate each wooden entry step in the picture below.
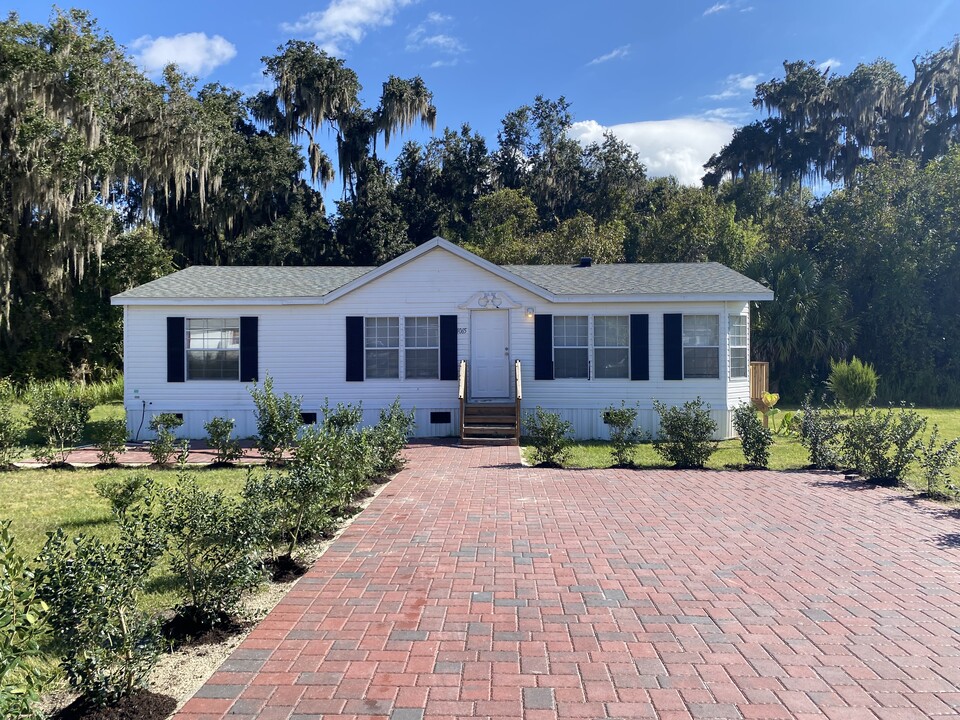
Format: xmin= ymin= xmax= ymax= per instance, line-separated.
xmin=461 ymin=402 xmax=518 ymax=445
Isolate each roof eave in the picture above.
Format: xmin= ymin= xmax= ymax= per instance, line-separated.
xmin=111 ymin=296 xmax=330 ymax=306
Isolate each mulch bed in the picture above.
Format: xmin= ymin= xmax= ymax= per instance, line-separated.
xmin=52 ymin=691 xmax=176 ymax=720
xmin=161 ymin=609 xmax=248 ymax=649
xmin=265 ymin=553 xmax=309 ymax=582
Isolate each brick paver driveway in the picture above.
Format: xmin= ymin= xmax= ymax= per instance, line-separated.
xmin=177 ymin=443 xmax=960 ymax=720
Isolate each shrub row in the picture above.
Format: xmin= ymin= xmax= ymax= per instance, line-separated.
xmin=0 ymin=397 xmax=415 ymax=716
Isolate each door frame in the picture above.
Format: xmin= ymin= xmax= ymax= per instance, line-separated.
xmin=469 ymin=308 xmax=511 ymax=399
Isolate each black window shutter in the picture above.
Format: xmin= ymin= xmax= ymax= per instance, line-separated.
xmin=346 ymin=316 xmax=364 ymax=382
xmin=439 ymin=314 xmax=458 ymax=380
xmin=239 ymin=317 xmax=258 ymax=382
xmin=664 ymin=313 xmax=683 ymax=380
xmin=534 ymin=314 xmax=554 ymax=380
xmin=167 ymin=317 xmax=185 ymax=383
xmin=630 ymin=314 xmax=649 ymax=381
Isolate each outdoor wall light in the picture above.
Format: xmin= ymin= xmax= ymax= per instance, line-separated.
xmin=525 ymin=307 xmax=535 ymax=318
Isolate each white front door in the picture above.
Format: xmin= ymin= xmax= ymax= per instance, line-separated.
xmin=471 ymin=310 xmax=510 ymax=398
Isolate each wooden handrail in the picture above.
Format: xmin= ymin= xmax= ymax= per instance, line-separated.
xmin=514 ymin=359 xmax=522 ymax=442
xmin=458 ymin=360 xmax=467 ymax=439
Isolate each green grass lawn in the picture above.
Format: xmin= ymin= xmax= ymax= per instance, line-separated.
xmin=523 ymin=407 xmax=960 ymax=491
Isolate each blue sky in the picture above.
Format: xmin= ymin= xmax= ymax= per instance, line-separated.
xmin=18 ymin=0 xmax=960 ymax=185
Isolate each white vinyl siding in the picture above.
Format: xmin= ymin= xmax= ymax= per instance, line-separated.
xmin=186 ymin=318 xmax=240 ymax=380
xmin=683 ymin=315 xmax=720 ymax=379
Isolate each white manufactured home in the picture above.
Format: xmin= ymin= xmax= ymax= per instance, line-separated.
xmin=112 ymin=237 xmax=773 ymax=442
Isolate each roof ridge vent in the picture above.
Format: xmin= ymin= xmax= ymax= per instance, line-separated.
xmin=578 ymin=256 xmax=592 ymax=267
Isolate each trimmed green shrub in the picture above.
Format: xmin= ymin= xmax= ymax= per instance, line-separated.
xmin=798 ymin=396 xmax=844 ymax=469
xmin=204 ymin=417 xmax=243 ymax=463
xmin=0 ymin=522 xmax=50 ymax=720
xmin=841 ymin=404 xmax=926 ymax=482
xmin=94 ymin=473 xmax=153 ymax=518
xmin=732 ymin=403 xmax=772 ymax=468
xmin=370 ymin=398 xmax=415 ymax=475
xmin=37 ymin=506 xmax=164 ymax=706
xmin=524 ymin=407 xmax=573 ymax=467
xmin=148 ymin=413 xmax=184 ymax=465
xmin=603 ymin=401 xmax=645 ymax=467
xmin=827 ymin=356 xmax=878 ymax=413
xmin=321 ymin=399 xmax=363 ymax=434
xmin=0 ymin=404 xmax=24 ymax=468
xmin=917 ymin=425 xmax=960 ymax=498
xmin=90 ymin=418 xmax=128 ymax=465
xmin=28 ymin=383 xmax=94 ymax=465
xmin=652 ymin=398 xmax=718 ymax=468
xmin=250 ymin=374 xmax=302 ymax=465
xmin=156 ymin=470 xmax=263 ymax=627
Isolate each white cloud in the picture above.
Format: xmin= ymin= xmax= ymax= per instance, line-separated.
xmin=569 ymin=118 xmax=735 ymax=186
xmin=587 ymin=44 xmax=630 ymax=66
xmin=817 ymin=57 xmax=842 ymax=72
xmin=282 ymin=0 xmax=416 ymax=56
xmin=707 ymin=73 xmax=761 ymax=100
xmin=406 ymin=12 xmax=465 ymax=60
xmin=703 ymin=2 xmax=731 ymax=15
xmin=130 ymin=33 xmax=237 ymax=77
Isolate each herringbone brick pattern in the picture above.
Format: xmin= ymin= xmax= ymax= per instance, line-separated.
xmin=176 ymin=442 xmax=960 ymax=719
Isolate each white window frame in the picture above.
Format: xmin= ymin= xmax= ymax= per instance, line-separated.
xmin=592 ymin=315 xmax=630 ymax=380
xmin=728 ymin=314 xmax=749 ymax=379
xmin=364 ymin=316 xmax=400 ymax=379
xmin=185 ymin=318 xmax=241 ymax=381
xmin=553 ymin=315 xmax=589 ymax=379
xmin=682 ymin=314 xmax=720 ymax=379
xmin=364 ymin=316 xmax=441 ymax=380
xmin=404 ymin=316 xmax=440 ymax=380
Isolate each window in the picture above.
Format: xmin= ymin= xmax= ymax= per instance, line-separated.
xmin=682 ymin=315 xmax=719 ymax=379
xmin=593 ymin=316 xmax=629 ymax=379
xmin=405 ymin=316 xmax=439 ymax=379
xmin=186 ymin=318 xmax=240 ymax=380
xmin=554 ymin=316 xmax=588 ymax=378
xmin=729 ymin=315 xmax=748 ymax=379
xmin=365 ymin=317 xmax=399 ymax=379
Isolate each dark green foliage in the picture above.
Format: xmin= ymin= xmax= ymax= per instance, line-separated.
xmin=652 ymin=398 xmax=718 ymax=469
xmin=732 ymin=403 xmax=772 ymax=468
xmin=94 ymin=473 xmax=152 ymax=518
xmin=89 ymin=418 xmax=128 ymax=465
xmin=0 ymin=404 xmax=24 ymax=468
xmin=841 ymin=405 xmax=926 ymax=483
xmin=155 ymin=471 xmax=263 ymax=627
xmin=250 ymin=375 xmax=302 ymax=465
xmin=321 ymin=400 xmax=363 ymax=434
xmin=0 ymin=522 xmax=50 ymax=720
xmin=28 ymin=383 xmax=94 ymax=465
xmin=524 ymin=407 xmax=573 ymax=467
xmin=798 ymin=397 xmax=844 ymax=469
xmin=37 ymin=506 xmax=164 ymax=706
xmin=204 ymin=417 xmax=243 ymax=463
xmin=917 ymin=426 xmax=960 ymax=498
xmin=370 ymin=399 xmax=416 ymax=475
xmin=603 ymin=402 xmax=645 ymax=467
xmin=147 ymin=413 xmax=184 ymax=466
xmin=827 ymin=357 xmax=878 ymax=412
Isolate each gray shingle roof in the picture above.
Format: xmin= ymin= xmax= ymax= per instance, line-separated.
xmin=504 ymin=262 xmax=771 ymax=297
xmin=112 ymin=265 xmax=375 ymax=299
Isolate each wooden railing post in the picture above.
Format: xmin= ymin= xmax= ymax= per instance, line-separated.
xmin=514 ymin=359 xmax=522 ymax=443
xmin=458 ymin=360 xmax=467 ymax=440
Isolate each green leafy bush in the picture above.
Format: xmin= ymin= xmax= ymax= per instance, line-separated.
xmin=94 ymin=473 xmax=152 ymax=518
xmin=250 ymin=374 xmax=302 ymax=465
xmin=827 ymin=356 xmax=878 ymax=413
xmin=89 ymin=418 xmax=128 ymax=465
xmin=370 ymin=398 xmax=415 ymax=475
xmin=841 ymin=404 xmax=926 ymax=482
xmin=204 ymin=417 xmax=243 ymax=463
xmin=732 ymin=403 xmax=772 ymax=468
xmin=603 ymin=401 xmax=645 ymax=467
xmin=28 ymin=383 xmax=93 ymax=465
xmin=917 ymin=425 xmax=960 ymax=498
xmin=297 ymin=424 xmax=375 ymax=514
xmin=321 ymin=399 xmax=363 ymax=434
xmin=524 ymin=407 xmax=573 ymax=467
xmin=148 ymin=413 xmax=184 ymax=465
xmin=798 ymin=396 xmax=844 ymax=469
xmin=0 ymin=522 xmax=50 ymax=720
xmin=652 ymin=398 xmax=718 ymax=468
xmin=37 ymin=506 xmax=163 ymax=706
xmin=0 ymin=404 xmax=24 ymax=468
xmin=156 ymin=470 xmax=263 ymax=627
